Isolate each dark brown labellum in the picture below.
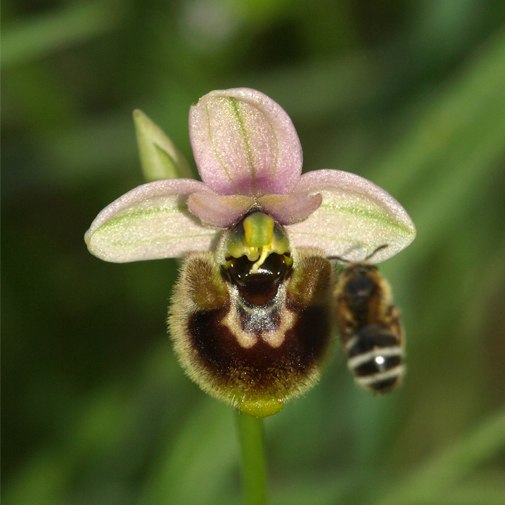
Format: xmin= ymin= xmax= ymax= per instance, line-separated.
xmin=169 ymin=248 xmax=334 ymax=417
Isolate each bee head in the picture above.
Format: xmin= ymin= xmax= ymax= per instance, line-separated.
xmin=342 ymin=264 xmax=378 ymax=309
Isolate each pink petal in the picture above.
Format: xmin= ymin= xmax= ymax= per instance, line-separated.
xmin=257 ymin=193 xmax=322 ymax=225
xmin=287 ymin=170 xmax=416 ymax=263
xmin=188 ymin=193 xmax=255 ymax=228
xmin=189 ymin=88 xmax=303 ymax=196
xmin=85 ymin=179 xmax=219 ymax=262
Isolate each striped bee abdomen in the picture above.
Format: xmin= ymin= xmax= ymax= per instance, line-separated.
xmin=345 ymin=324 xmax=404 ymax=394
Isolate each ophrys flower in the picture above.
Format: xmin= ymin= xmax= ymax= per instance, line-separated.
xmin=85 ymin=88 xmax=416 ymax=417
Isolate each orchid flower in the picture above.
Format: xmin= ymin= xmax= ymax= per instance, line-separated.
xmin=85 ymin=88 xmax=415 ymax=264
xmin=85 ymin=88 xmax=416 ymax=418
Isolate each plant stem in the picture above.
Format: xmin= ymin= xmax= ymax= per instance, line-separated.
xmin=235 ymin=411 xmax=268 ymax=505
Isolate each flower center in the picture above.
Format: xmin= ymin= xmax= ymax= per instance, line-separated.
xmin=224 ymin=211 xmax=291 ymax=274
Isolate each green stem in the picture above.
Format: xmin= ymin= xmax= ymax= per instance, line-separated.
xmin=235 ymin=411 xmax=268 ymax=505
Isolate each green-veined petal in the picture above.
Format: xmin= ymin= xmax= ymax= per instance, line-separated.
xmin=287 ymin=169 xmax=416 ymax=263
xmin=85 ymin=179 xmax=219 ymax=262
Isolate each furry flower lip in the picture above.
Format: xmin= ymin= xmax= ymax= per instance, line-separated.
xmin=170 ymin=210 xmax=335 ymax=417
xmin=85 ymin=88 xmax=416 ymax=417
xmin=85 ymin=88 xmax=416 ymax=264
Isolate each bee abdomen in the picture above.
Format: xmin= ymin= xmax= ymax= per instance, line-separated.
xmin=345 ymin=325 xmax=404 ymax=394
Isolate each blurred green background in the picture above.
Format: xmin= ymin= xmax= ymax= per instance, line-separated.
xmin=3 ymin=1 xmax=505 ymax=504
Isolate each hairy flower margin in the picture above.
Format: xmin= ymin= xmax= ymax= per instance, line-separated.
xmin=85 ymin=88 xmax=416 ymax=417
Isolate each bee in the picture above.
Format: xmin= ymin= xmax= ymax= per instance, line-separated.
xmin=334 ymin=245 xmax=405 ymax=394
xmin=169 ymin=211 xmax=335 ymax=418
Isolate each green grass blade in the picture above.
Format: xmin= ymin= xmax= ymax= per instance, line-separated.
xmin=373 ymin=407 xmax=505 ymax=505
xmin=2 ymin=0 xmax=126 ymax=68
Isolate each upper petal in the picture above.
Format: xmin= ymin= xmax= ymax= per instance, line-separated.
xmin=85 ymin=179 xmax=219 ymax=263
xmin=189 ymin=88 xmax=303 ymax=196
xmin=257 ymin=193 xmax=322 ymax=225
xmin=287 ymin=170 xmax=416 ymax=263
xmin=188 ymin=193 xmax=254 ymax=228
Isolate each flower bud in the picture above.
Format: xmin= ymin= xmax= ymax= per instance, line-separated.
xmin=133 ymin=109 xmax=193 ymax=181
